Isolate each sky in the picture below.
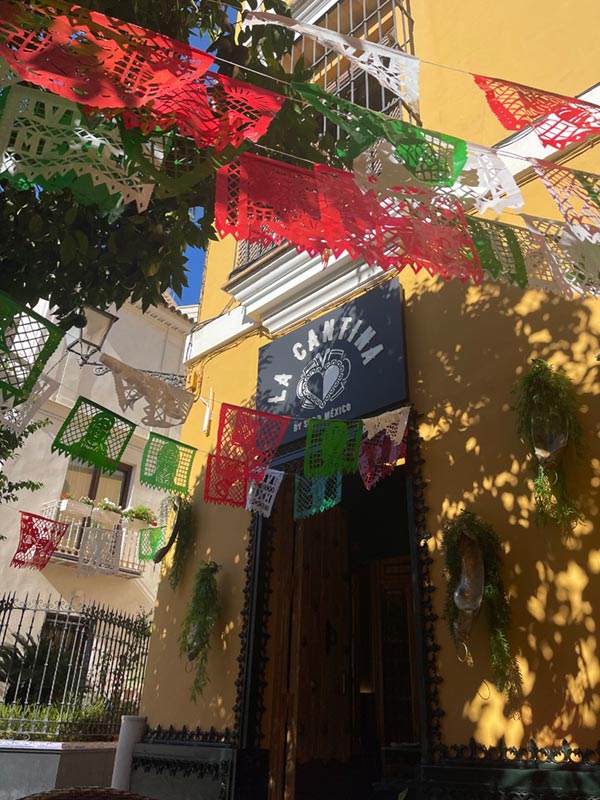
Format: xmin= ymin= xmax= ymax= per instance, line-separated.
xmin=175 ymin=243 xmax=206 ymax=306
xmin=173 ymin=19 xmax=236 ymax=307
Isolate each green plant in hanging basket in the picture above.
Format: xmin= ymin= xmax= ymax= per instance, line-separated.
xmin=513 ymin=359 xmax=583 ymax=533
xmin=442 ymin=510 xmax=522 ymax=705
xmin=153 ymin=493 xmax=195 ymax=590
xmin=178 ymin=561 xmax=221 ymax=702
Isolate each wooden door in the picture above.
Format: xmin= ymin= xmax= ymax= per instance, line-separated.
xmin=266 ymin=495 xmax=352 ymax=800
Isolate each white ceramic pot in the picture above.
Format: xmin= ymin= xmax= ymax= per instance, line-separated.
xmin=59 ymin=498 xmax=93 ymax=521
xmin=91 ymin=507 xmax=122 ymax=529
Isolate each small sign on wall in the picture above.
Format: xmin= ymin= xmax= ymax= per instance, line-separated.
xmin=257 ymin=282 xmax=408 ymax=443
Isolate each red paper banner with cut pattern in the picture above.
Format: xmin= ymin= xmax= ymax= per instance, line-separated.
xmin=121 ymin=73 xmax=285 ymax=150
xmin=12 ymin=512 xmax=68 ymax=570
xmin=216 ymin=403 xmax=290 ymax=481
xmin=204 ymin=453 xmax=249 ymax=507
xmin=216 ymin=153 xmax=482 ymax=283
xmin=0 ymin=0 xmax=213 ymax=111
xmin=359 ymin=431 xmax=406 ymax=490
xmin=473 ymin=74 xmax=600 ymax=150
xmin=216 ymin=153 xmax=327 ymax=256
xmin=378 ymin=186 xmax=483 ymax=283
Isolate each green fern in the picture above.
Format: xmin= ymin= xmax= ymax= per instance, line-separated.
xmin=162 ymin=494 xmax=194 ymax=590
xmin=178 ymin=561 xmax=221 ymax=701
xmin=513 ymin=359 xmax=583 ymax=533
xmin=442 ymin=511 xmax=522 ymax=705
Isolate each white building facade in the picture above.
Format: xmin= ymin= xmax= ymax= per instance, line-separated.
xmin=0 ymin=297 xmax=193 ymax=614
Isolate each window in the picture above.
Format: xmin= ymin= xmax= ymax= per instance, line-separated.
xmin=62 ymin=462 xmax=132 ymax=506
xmin=39 ymin=611 xmax=93 ymax=703
xmin=284 ymin=0 xmax=418 ymax=120
xmin=233 ymin=0 xmax=419 ymax=274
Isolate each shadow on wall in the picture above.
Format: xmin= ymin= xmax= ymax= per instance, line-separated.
xmin=403 ymin=273 xmax=600 ymax=749
xmin=140 ymin=428 xmax=256 ymax=734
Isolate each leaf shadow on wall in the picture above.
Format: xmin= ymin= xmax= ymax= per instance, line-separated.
xmin=404 ymin=273 xmax=600 ymax=751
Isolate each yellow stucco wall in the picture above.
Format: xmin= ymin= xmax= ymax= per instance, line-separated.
xmin=407 ymin=0 xmax=600 ymax=747
xmin=402 ymin=270 xmax=600 ymax=748
xmin=411 ymin=0 xmax=600 ymax=145
xmin=142 ymin=0 xmax=600 ymax=749
xmin=140 ymin=331 xmax=268 ymax=729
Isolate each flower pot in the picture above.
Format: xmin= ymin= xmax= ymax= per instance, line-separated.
xmin=91 ymin=507 xmax=122 ymax=529
xmin=59 ymin=498 xmax=93 ymax=521
xmin=122 ymin=518 xmax=149 ymax=532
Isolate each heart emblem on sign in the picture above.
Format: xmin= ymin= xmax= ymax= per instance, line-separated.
xmin=323 ymin=363 xmax=342 ymax=403
xmin=296 ymin=349 xmax=352 ymax=410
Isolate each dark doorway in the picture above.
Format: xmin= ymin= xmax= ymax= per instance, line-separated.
xmin=263 ymin=468 xmax=418 ymax=800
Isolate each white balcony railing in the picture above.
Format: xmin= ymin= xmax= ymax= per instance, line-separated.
xmin=40 ymin=500 xmax=144 ymax=577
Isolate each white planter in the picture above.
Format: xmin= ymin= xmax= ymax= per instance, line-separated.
xmin=121 ymin=518 xmax=149 ymax=532
xmin=91 ymin=507 xmax=122 ymax=529
xmin=59 ymin=498 xmax=93 ymax=521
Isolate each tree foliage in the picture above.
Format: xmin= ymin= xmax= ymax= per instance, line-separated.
xmin=0 ymin=0 xmax=340 ymax=324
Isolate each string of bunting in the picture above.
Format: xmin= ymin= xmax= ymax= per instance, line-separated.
xmin=203 ymin=402 xmax=412 ymax=519
xmin=246 ymin=10 xmax=600 ymax=152
xmin=1 ymin=1 xmax=600 ymax=282
xmin=215 ymin=151 xmax=483 ymax=283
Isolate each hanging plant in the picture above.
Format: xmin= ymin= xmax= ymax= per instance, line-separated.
xmin=178 ymin=561 xmax=221 ymax=702
xmin=513 ymin=359 xmax=583 ymax=533
xmin=167 ymin=494 xmax=194 ymax=590
xmin=442 ymin=510 xmax=522 ymax=704
xmin=152 ymin=494 xmax=194 ymax=591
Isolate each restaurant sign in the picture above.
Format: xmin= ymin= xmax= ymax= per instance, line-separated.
xmin=257 ymin=282 xmax=407 ymax=442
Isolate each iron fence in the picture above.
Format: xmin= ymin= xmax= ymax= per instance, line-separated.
xmin=0 ymin=592 xmax=151 ymax=741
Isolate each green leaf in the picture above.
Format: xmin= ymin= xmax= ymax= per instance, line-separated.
xmin=59 ymin=234 xmax=78 ymax=265
xmin=28 ymin=213 xmax=44 ymax=236
xmin=64 ymin=206 xmax=78 ymax=227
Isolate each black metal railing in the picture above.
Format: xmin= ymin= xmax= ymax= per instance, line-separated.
xmin=0 ymin=592 xmax=151 ymax=741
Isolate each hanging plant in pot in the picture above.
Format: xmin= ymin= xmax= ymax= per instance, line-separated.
xmin=442 ymin=510 xmax=522 ymax=705
xmin=513 ymin=359 xmax=583 ymax=533
xmin=179 ymin=560 xmax=221 ymax=702
xmin=151 ymin=494 xmax=194 ymax=591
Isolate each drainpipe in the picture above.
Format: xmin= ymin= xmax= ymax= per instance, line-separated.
xmin=111 ymin=715 xmax=147 ymax=790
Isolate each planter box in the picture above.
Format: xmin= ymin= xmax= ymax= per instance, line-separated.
xmin=121 ymin=518 xmax=150 ymax=533
xmin=59 ymin=499 xmax=93 ymax=521
xmin=90 ymin=507 xmax=122 ymax=529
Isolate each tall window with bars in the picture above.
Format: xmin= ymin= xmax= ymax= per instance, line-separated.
xmin=234 ymin=0 xmax=417 ymax=272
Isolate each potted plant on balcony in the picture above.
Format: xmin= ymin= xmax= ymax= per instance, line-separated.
xmin=91 ymin=498 xmax=123 ymax=529
xmin=122 ymin=504 xmax=157 ymax=532
xmin=59 ymin=493 xmax=94 ymax=521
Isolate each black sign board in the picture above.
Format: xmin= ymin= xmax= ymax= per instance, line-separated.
xmin=257 ymin=282 xmax=408 ymax=443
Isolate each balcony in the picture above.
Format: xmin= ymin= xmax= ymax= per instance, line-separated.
xmin=40 ymin=500 xmax=145 ymax=577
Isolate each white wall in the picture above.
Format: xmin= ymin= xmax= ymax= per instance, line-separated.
xmin=0 ymin=301 xmax=193 ymax=616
